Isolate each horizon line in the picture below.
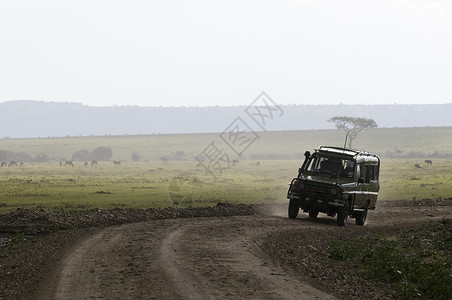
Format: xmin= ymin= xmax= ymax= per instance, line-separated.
xmin=1 ymin=99 xmax=452 ymax=108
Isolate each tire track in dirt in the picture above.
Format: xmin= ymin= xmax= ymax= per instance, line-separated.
xmin=54 ymin=229 xmax=124 ymax=299
xmin=160 ymin=227 xmax=212 ymax=299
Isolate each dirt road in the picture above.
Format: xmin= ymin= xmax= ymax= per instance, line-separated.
xmin=42 ymin=213 xmax=334 ymax=299
xmin=37 ymin=200 xmax=452 ymax=300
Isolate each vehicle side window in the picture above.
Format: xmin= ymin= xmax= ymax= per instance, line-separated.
xmin=370 ymin=164 xmax=379 ymax=181
xmin=357 ymin=163 xmax=371 ymax=183
xmin=341 ymin=160 xmax=355 ymax=178
xmin=364 ymin=165 xmax=371 ymax=183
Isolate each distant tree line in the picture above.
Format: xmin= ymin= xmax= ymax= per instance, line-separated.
xmin=384 ymin=149 xmax=452 ymax=159
xmin=2 ymin=147 xmax=452 ymax=163
xmin=0 ymin=150 xmax=44 ymax=162
xmin=0 ymin=147 xmax=114 ymax=163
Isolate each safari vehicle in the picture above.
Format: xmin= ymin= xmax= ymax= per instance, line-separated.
xmin=287 ymin=146 xmax=380 ymax=226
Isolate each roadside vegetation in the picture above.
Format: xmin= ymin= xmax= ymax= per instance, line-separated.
xmin=328 ymin=219 xmax=452 ymax=299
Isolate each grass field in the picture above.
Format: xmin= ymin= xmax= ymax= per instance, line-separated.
xmin=1 ymin=127 xmax=452 ymax=214
xmin=2 ymin=127 xmax=452 ymax=161
xmin=0 ymin=160 xmax=292 ymax=214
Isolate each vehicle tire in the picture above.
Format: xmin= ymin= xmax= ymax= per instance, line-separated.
xmin=337 ymin=200 xmax=348 ymax=226
xmin=309 ymin=210 xmax=319 ymax=218
xmin=288 ymin=199 xmax=299 ymax=219
xmin=355 ymin=203 xmax=368 ymax=226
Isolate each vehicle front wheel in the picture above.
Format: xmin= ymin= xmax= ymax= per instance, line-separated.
xmin=337 ymin=200 xmax=348 ymax=226
xmin=309 ymin=210 xmax=319 ymax=218
xmin=288 ymin=199 xmax=299 ymax=219
xmin=355 ymin=204 xmax=368 ymax=226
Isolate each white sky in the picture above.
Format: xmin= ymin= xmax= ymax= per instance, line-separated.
xmin=1 ymin=0 xmax=451 ymax=107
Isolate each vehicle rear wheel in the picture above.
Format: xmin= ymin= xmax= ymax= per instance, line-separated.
xmin=309 ymin=210 xmax=319 ymax=218
xmin=337 ymin=200 xmax=348 ymax=226
xmin=288 ymin=199 xmax=299 ymax=219
xmin=355 ymin=203 xmax=368 ymax=226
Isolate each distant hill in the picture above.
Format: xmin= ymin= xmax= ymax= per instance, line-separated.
xmin=1 ymin=100 xmax=452 ymax=138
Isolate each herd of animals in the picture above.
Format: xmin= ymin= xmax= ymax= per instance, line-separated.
xmin=1 ymin=159 xmax=257 ymax=168
xmin=0 ymin=159 xmax=435 ymax=169
xmin=414 ymin=159 xmax=433 ymax=169
xmin=0 ymin=160 xmax=122 ymax=167
xmin=0 ymin=161 xmax=23 ymax=167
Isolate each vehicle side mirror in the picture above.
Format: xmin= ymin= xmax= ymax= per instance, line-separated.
xmin=358 ymin=178 xmax=364 ymax=184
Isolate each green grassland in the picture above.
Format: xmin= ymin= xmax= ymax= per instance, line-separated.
xmin=0 ymin=160 xmax=294 ymax=214
xmin=3 ymin=126 xmax=452 ymax=161
xmin=1 ymin=127 xmax=452 ymax=214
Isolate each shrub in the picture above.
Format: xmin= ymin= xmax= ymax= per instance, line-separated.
xmin=72 ymin=150 xmax=92 ymax=161
xmin=91 ymin=147 xmax=112 ymax=161
xmin=131 ymin=152 xmax=141 ymax=162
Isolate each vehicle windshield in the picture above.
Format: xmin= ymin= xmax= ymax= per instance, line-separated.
xmin=306 ymin=154 xmax=355 ymax=178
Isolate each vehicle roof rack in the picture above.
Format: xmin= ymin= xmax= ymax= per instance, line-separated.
xmin=316 ymin=146 xmax=377 ymax=157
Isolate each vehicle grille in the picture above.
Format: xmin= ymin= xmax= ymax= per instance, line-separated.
xmin=303 ymin=180 xmax=329 ymax=199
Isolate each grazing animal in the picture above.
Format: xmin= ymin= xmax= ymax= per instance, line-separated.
xmin=425 ymin=159 xmax=433 ymax=166
xmin=59 ymin=161 xmax=63 ymax=167
xmin=19 ymin=162 xmax=24 ymax=167
xmin=84 ymin=161 xmax=89 ymax=167
xmin=113 ymin=160 xmax=121 ymax=165
xmin=65 ymin=161 xmax=74 ymax=167
xmin=232 ymin=159 xmax=239 ymax=166
xmin=414 ymin=163 xmax=422 ymax=169
xmin=91 ymin=160 xmax=98 ymax=166
xmin=256 ymin=161 xmax=261 ymax=167
xmin=0 ymin=162 xmax=7 ymax=167
xmin=8 ymin=161 xmax=17 ymax=167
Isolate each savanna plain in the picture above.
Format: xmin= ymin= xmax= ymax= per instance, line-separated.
xmin=1 ymin=127 xmax=452 ymax=299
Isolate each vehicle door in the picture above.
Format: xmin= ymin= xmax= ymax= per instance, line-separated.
xmin=354 ymin=163 xmax=370 ymax=207
xmin=367 ymin=163 xmax=380 ymax=209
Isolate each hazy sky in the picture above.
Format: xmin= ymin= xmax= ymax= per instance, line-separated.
xmin=1 ymin=0 xmax=451 ymax=107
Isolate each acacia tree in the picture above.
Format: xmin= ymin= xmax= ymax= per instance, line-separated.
xmin=328 ymin=116 xmax=377 ymax=148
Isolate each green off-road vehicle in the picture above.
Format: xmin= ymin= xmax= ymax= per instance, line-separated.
xmin=287 ymin=146 xmax=380 ymax=226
